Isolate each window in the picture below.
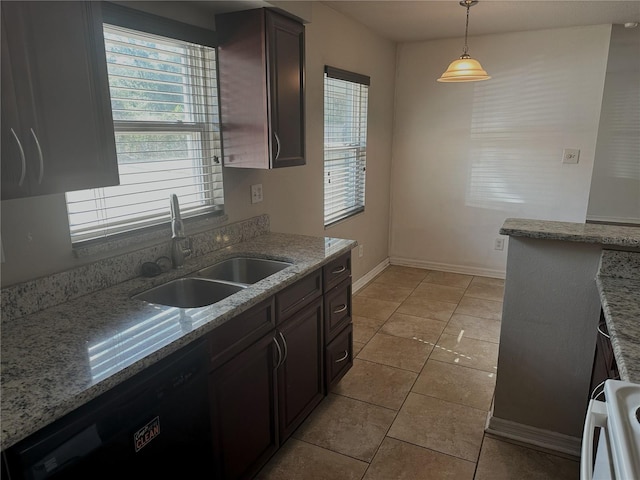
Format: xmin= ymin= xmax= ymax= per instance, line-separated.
xmin=323 ymin=66 xmax=370 ymax=227
xmin=66 ymin=21 xmax=223 ymax=244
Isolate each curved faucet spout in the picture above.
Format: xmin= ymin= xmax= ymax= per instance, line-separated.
xmin=170 ymin=194 xmax=185 ymax=239
xmin=169 ymin=194 xmax=190 ymax=267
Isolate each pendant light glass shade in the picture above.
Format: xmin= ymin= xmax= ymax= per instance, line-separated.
xmin=438 ymin=0 xmax=490 ymax=83
xmin=438 ymin=54 xmax=490 ymax=82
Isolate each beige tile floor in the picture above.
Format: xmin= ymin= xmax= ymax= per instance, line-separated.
xmin=257 ymin=266 xmax=580 ymax=480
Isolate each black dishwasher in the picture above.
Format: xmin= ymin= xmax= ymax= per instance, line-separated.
xmin=3 ymin=340 xmax=214 ymax=479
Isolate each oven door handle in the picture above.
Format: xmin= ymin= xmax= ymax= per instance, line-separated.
xmin=581 ymin=399 xmax=608 ymax=480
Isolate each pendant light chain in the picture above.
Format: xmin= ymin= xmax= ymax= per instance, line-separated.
xmin=463 ymin=2 xmax=470 ymax=56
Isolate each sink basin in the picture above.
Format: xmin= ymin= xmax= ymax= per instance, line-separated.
xmin=132 ymin=278 xmax=245 ymax=308
xmin=196 ymin=257 xmax=292 ymax=285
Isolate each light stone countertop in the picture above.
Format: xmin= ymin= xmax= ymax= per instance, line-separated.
xmin=500 ymin=218 xmax=640 ymax=248
xmin=596 ymin=250 xmax=640 ymax=384
xmin=0 ymin=232 xmax=356 ymax=451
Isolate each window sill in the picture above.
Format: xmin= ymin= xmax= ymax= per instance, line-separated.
xmin=324 ymin=209 xmax=365 ymax=230
xmin=73 ymin=212 xmax=228 ymax=259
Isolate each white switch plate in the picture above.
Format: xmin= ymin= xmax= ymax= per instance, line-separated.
xmin=358 ymin=245 xmax=364 ymax=258
xmin=250 ymin=184 xmax=263 ymax=204
xmin=494 ymin=238 xmax=504 ymax=251
xmin=562 ymin=148 xmax=580 ymax=164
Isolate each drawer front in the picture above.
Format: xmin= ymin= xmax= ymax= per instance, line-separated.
xmin=325 ymin=323 xmax=353 ymax=389
xmin=276 ymin=269 xmax=322 ymax=323
xmin=209 ymin=298 xmax=275 ymax=370
xmin=323 ymin=252 xmax=351 ymax=292
xmin=324 ymin=278 xmax=352 ymax=342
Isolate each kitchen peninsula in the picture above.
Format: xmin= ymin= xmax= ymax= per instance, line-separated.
xmin=487 ymin=218 xmax=640 ymax=457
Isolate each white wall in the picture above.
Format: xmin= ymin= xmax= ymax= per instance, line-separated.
xmin=389 ymin=25 xmax=612 ymax=277
xmin=587 ymin=25 xmax=640 ymax=225
xmin=0 ymin=2 xmax=396 ymax=287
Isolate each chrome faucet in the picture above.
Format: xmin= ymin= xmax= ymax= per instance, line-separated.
xmin=170 ymin=194 xmax=191 ymax=268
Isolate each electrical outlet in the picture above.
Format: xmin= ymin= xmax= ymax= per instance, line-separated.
xmin=562 ymin=148 xmax=580 ymax=164
xmin=358 ymin=245 xmax=364 ymax=258
xmin=250 ymin=184 xmax=263 ymax=204
xmin=494 ymin=238 xmax=505 ymax=251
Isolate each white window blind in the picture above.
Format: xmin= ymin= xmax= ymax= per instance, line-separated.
xmin=324 ymin=66 xmax=370 ymax=227
xmin=66 ymin=24 xmax=223 ymax=244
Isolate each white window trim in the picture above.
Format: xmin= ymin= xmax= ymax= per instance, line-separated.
xmin=323 ymin=66 xmax=370 ymax=228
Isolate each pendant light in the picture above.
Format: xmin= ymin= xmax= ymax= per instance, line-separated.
xmin=438 ymin=0 xmax=491 ymax=82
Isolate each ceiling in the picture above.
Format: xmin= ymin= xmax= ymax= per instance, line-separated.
xmin=185 ymin=1 xmax=639 ymax=43
xmin=321 ymin=1 xmax=640 ymax=43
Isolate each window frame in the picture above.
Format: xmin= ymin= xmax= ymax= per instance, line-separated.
xmin=65 ymin=4 xmax=224 ymax=248
xmin=323 ymin=66 xmax=370 ymax=228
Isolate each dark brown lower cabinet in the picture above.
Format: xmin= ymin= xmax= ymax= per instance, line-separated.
xmin=209 ymin=332 xmax=279 ymax=480
xmin=208 ymin=273 xmax=325 ymax=479
xmin=277 ymin=298 xmax=324 ymax=441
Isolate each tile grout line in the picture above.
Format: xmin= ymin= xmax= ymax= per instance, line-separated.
xmin=353 ymin=268 xmax=427 ymax=479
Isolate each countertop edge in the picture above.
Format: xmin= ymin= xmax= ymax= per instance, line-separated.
xmin=499 ymin=218 xmax=640 ymax=248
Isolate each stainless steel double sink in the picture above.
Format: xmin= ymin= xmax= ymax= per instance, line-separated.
xmin=133 ymin=257 xmax=292 ymax=308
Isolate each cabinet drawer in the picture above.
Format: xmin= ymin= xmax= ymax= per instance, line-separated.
xmin=323 ymin=252 xmax=351 ymax=292
xmin=209 ymin=298 xmax=275 ymax=370
xmin=325 ymin=323 xmax=353 ymax=390
xmin=276 ymin=269 xmax=322 ymax=323
xmin=324 ymin=278 xmax=352 ymax=342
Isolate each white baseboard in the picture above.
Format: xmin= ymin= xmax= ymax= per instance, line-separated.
xmin=485 ymin=414 xmax=581 ymax=458
xmin=353 ymin=258 xmax=390 ymax=293
xmin=389 ymin=256 xmax=506 ymax=279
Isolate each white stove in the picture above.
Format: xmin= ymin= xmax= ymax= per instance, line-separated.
xmin=581 ymin=380 xmax=640 ymax=480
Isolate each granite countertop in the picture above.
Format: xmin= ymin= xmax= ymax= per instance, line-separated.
xmin=500 ymin=218 xmax=640 ymax=248
xmin=0 ymin=232 xmax=356 ymax=450
xmin=596 ymin=250 xmax=640 ymax=384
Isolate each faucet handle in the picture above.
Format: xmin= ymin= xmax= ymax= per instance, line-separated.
xmin=183 ymin=237 xmax=193 ymax=258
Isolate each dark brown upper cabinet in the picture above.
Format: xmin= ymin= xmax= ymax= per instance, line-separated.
xmin=217 ymin=8 xmax=305 ymax=169
xmin=1 ymin=1 xmax=118 ymax=200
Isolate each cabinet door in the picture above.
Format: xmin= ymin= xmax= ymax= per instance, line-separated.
xmin=21 ymin=1 xmax=118 ymax=195
xmin=0 ymin=8 xmax=30 ymax=199
xmin=209 ymin=333 xmax=279 ymax=480
xmin=277 ymin=298 xmax=324 ymax=440
xmin=0 ymin=2 xmax=118 ymax=200
xmin=265 ymin=11 xmax=305 ymax=168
